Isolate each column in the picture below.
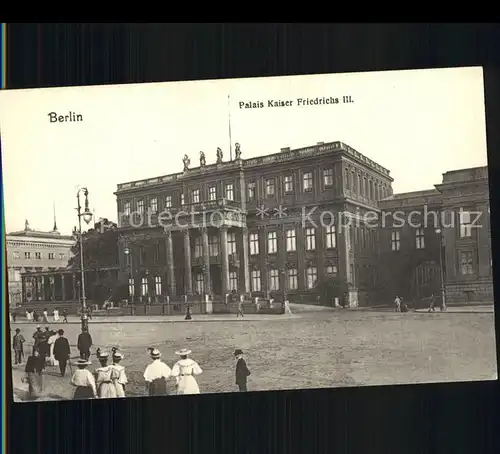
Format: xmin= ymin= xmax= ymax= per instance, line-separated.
xmin=279 ymin=225 xmax=286 ymax=293
xmin=183 ymin=229 xmax=193 ymax=295
xmin=241 ymin=227 xmax=250 ymax=293
xmin=220 ymin=226 xmax=229 ymax=297
xmin=61 ymin=274 xmax=66 ymax=301
xmin=201 ymin=227 xmax=212 ymax=295
xmin=165 ymin=231 xmax=177 ymax=296
xmin=21 ymin=276 xmax=26 ymax=303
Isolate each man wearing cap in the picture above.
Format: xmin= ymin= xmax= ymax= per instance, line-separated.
xmin=53 ymin=329 xmax=71 ymax=377
xmin=143 ymin=348 xmax=172 ymax=396
xmin=12 ymin=328 xmax=25 ymax=365
xmin=171 ymin=349 xmax=202 ymax=394
xmin=77 ymin=327 xmax=93 ymax=360
xmin=234 ymin=349 xmax=251 ymax=392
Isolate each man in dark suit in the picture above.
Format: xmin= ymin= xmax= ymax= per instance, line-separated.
xmin=234 ymin=349 xmax=251 ymax=392
xmin=77 ymin=327 xmax=93 ymax=360
xmin=53 ymin=329 xmax=71 ymax=377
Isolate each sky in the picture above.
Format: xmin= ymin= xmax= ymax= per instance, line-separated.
xmin=0 ymin=67 xmax=488 ymax=235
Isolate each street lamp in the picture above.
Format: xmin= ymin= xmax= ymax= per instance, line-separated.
xmin=435 ymin=227 xmax=447 ymax=311
xmin=76 ymin=187 xmax=93 ymax=332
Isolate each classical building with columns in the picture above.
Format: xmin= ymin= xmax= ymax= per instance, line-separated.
xmin=115 ymin=141 xmax=394 ymax=305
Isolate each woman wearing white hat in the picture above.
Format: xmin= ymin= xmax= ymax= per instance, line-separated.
xmin=70 ymin=358 xmax=97 ymax=399
xmin=171 ymin=349 xmax=202 ymax=395
xmin=95 ymin=349 xmax=119 ymax=399
xmin=143 ymin=347 xmax=172 ymax=396
xmin=110 ymin=347 xmax=128 ymax=398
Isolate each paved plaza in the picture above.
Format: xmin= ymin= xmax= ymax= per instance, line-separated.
xmin=10 ymin=306 xmax=498 ymax=402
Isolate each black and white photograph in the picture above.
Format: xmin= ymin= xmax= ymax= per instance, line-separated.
xmin=1 ymin=66 xmax=496 ymax=403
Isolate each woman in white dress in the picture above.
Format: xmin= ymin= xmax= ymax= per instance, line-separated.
xmin=53 ymin=308 xmax=60 ymax=322
xmin=95 ymin=349 xmax=119 ymax=399
xmin=110 ymin=347 xmax=128 ymax=397
xmin=25 ymin=310 xmax=32 ymax=321
xmin=47 ymin=330 xmax=59 ymax=367
xmin=171 ymin=348 xmax=202 ymax=395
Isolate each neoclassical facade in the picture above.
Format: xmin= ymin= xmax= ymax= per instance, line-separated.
xmin=115 ymin=141 xmax=393 ymax=305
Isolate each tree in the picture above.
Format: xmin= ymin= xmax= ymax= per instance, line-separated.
xmin=315 ymin=276 xmax=351 ymax=306
xmin=91 ymin=276 xmax=128 ymax=307
xmin=67 ymin=218 xmax=119 ymax=270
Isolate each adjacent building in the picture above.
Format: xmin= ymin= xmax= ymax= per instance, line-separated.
xmin=114 ymin=141 xmax=394 ymax=306
xmin=6 ymin=220 xmax=75 ymax=306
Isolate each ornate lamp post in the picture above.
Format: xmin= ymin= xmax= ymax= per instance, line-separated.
xmin=435 ymin=226 xmax=447 ymax=311
xmin=76 ymin=187 xmax=93 ymax=332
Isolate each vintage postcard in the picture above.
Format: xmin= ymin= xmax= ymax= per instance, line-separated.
xmin=1 ymin=67 xmax=496 ymax=403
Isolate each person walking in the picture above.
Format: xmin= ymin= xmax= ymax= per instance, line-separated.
xmin=32 ymin=325 xmax=44 ymax=355
xmin=95 ymin=349 xmax=119 ymax=399
xmin=23 ymin=349 xmax=44 ymax=400
xmin=53 ymin=329 xmax=71 ymax=377
xmin=236 ymin=295 xmax=245 ymax=318
xmin=53 ymin=308 xmax=60 ymax=322
xmin=171 ymin=348 xmax=202 ymax=395
xmin=428 ymin=293 xmax=436 ymax=312
xmin=71 ymin=358 xmax=97 ymax=400
xmin=62 ymin=308 xmax=68 ymax=323
xmin=77 ymin=327 xmax=93 ymax=360
xmin=234 ymin=349 xmax=251 ymax=392
xmin=110 ymin=347 xmax=128 ymax=398
xmin=283 ymin=299 xmax=293 ymax=315
xmin=47 ymin=330 xmax=59 ymax=367
xmin=143 ymin=348 xmax=172 ymax=396
xmin=42 ymin=308 xmax=49 ymax=323
xmin=13 ymin=328 xmax=25 ymax=365
xmin=394 ymin=295 xmax=401 ymax=312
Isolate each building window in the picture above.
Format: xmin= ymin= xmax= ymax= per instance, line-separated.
xmin=225 ymin=183 xmax=234 ymax=201
xmin=305 ymin=228 xmax=316 ymax=251
xmin=59 ymin=253 xmax=65 ymax=260
xmin=251 ymin=270 xmax=261 ymax=292
xmin=228 ymin=232 xmax=237 ymax=255
xmin=180 ymin=193 xmax=185 ymax=205
xmin=13 ymin=251 xmax=20 ymax=259
xmin=369 ymin=181 xmax=373 ymax=200
xmin=286 ymin=229 xmax=296 ymax=252
xmin=195 ymin=273 xmax=204 ymax=295
xmin=287 ymin=268 xmax=298 ymax=290
xmin=48 ymin=252 xmax=55 ymax=260
xmin=247 ymin=181 xmax=256 ymax=201
xmin=150 ymin=197 xmax=158 ymax=213
xmin=141 ymin=277 xmax=148 ymax=296
xmin=154 ymin=276 xmax=162 ymax=295
xmin=35 ymin=252 xmax=41 ymax=259
xmin=325 ymin=225 xmax=336 ymax=249
xmin=128 ymin=278 xmax=135 ymax=297
xmin=357 ymin=174 xmax=361 ymax=194
xmin=303 ymin=172 xmax=313 ymax=191
xmin=391 ymin=231 xmax=401 ymax=251
xmin=209 ymin=186 xmax=216 ymax=201
xmin=306 ymin=266 xmax=318 ymax=289
xmin=326 ymin=265 xmax=338 ymax=276
xmin=459 ymin=211 xmax=473 ymax=238
xmin=284 ymin=175 xmax=294 ymax=193
xmin=194 ymin=236 xmax=203 ymax=258
xmin=265 ymin=178 xmax=275 ymax=196
xmin=123 ymin=201 xmax=131 ymax=215
xmin=459 ymin=251 xmax=474 ymax=275
xmin=137 ymin=199 xmax=144 ymax=214
xmin=192 ymin=189 xmax=200 ymax=204
xmin=268 ymin=268 xmax=280 ymax=291
xmin=267 ymin=231 xmax=278 ymax=254
xmin=249 ymin=233 xmax=259 ymax=255
xmin=165 ymin=195 xmax=172 ymax=208
xmin=209 ymin=236 xmax=219 ymax=257
xmin=363 ymin=177 xmax=367 ymax=196
xmin=229 ymin=271 xmax=238 ymax=292
xmin=416 ymin=228 xmax=425 ymax=249
xmin=323 ymin=168 xmax=333 ymax=186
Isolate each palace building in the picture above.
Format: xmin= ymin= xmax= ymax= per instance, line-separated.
xmin=114 ymin=141 xmax=394 ymax=306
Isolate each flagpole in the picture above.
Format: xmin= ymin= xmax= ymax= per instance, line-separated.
xmin=228 ymin=94 xmax=233 ymax=161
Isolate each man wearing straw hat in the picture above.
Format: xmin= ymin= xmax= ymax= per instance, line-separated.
xmin=70 ymin=358 xmax=97 ymax=400
xmin=234 ymin=349 xmax=251 ymax=392
xmin=143 ymin=347 xmax=172 ymax=396
xmin=171 ymin=348 xmax=202 ymax=395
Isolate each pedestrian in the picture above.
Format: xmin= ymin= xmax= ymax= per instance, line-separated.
xmin=171 ymin=348 xmax=202 ymax=395
xmin=143 ymin=347 xmax=172 ymax=396
xmin=12 ymin=311 xmax=17 ymax=322
xmin=342 ymin=292 xmax=349 ymax=308
xmin=394 ymin=295 xmax=401 ymax=312
xmin=25 ymin=309 xmax=31 ymax=322
xmin=87 ymin=306 xmax=93 ymax=320
xmin=234 ymin=349 xmax=251 ymax=392
xmin=39 ymin=327 xmax=51 ymax=366
xmin=428 ymin=294 xmax=436 ymax=312
xmin=95 ymin=349 xmax=119 ymax=399
xmin=53 ymin=329 xmax=71 ymax=377
xmin=53 ymin=307 xmax=60 ymax=322
xmin=283 ymin=299 xmax=293 ymax=315
xmin=185 ymin=304 xmax=192 ymax=320
xmin=110 ymin=347 xmax=128 ymax=398
xmin=13 ymin=328 xmax=25 ymax=365
xmin=32 ymin=325 xmax=44 ymax=355
xmin=23 ymin=349 xmax=44 ymax=400
xmin=33 ymin=310 xmax=39 ymax=323
xmin=236 ymin=295 xmax=244 ymax=318
xmin=62 ymin=308 xmax=68 ymax=323
xmin=47 ymin=330 xmax=59 ymax=367
xmin=71 ymin=358 xmax=97 ymax=399
xmin=42 ymin=308 xmax=49 ymax=323
xmin=77 ymin=327 xmax=93 ymax=360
